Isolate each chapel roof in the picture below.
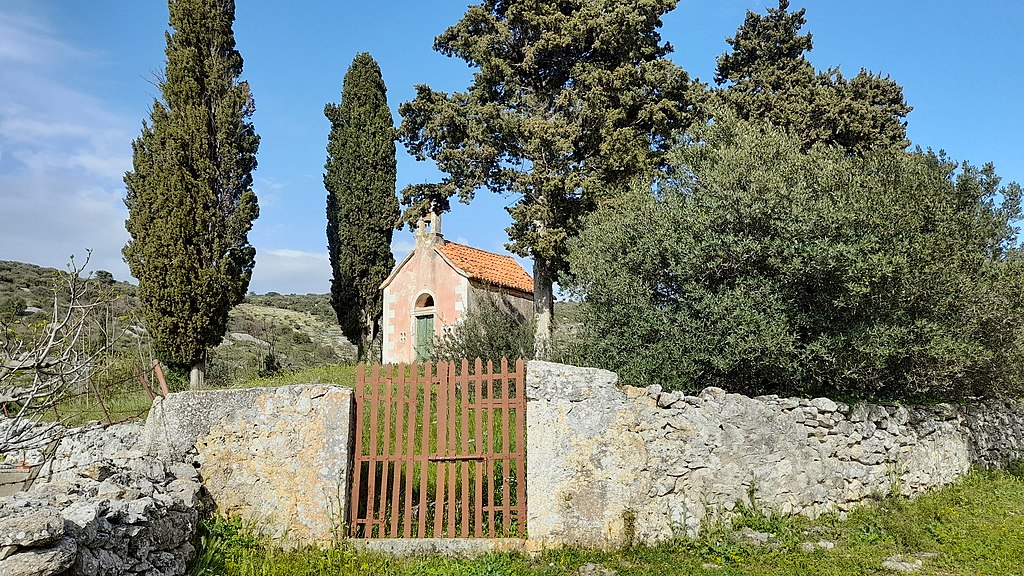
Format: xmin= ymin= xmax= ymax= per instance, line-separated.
xmin=437 ymin=241 xmax=534 ymax=294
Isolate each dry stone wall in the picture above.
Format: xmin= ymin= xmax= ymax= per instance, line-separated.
xmin=5 ymin=364 xmax=1020 ymax=567
xmin=0 ymin=384 xmax=355 ymax=575
xmin=143 ymin=385 xmax=355 ymax=546
xmin=0 ymin=422 xmax=200 ymax=576
xmin=525 ymin=361 xmax=1024 ymax=548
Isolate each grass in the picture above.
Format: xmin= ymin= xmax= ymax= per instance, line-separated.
xmin=189 ymin=466 xmax=1024 ymax=576
xmin=55 ymin=388 xmax=154 ymax=425
xmin=40 ymin=363 xmax=358 ymax=428
xmin=245 ymin=364 xmax=358 ymax=388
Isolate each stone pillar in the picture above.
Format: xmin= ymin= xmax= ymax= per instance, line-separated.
xmin=525 ymin=360 xmax=648 ymax=549
xmin=143 ymin=385 xmax=356 ymax=547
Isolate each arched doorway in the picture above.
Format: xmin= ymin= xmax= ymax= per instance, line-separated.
xmin=414 ymin=292 xmax=435 ymax=360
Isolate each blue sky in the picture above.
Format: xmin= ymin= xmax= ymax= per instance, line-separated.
xmin=1 ymin=1 xmax=1021 ymax=294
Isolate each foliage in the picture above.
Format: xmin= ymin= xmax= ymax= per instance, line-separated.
xmin=398 ymin=0 xmax=697 ymax=356
xmin=0 ymin=260 xmax=137 ymax=316
xmin=205 ymin=302 xmax=354 ymax=386
xmin=0 ymin=260 xmax=355 ymax=393
xmin=189 ymin=469 xmax=1024 ymax=575
xmin=244 ymin=293 xmax=335 ymax=323
xmin=123 ymin=0 xmax=260 ymax=386
xmin=714 ymin=0 xmax=911 ymax=155
xmin=433 ymin=290 xmax=534 ymax=364
xmin=0 ymin=296 xmax=26 ymax=318
xmin=325 ymin=52 xmax=399 ymax=361
xmin=566 ymin=118 xmax=1024 ymax=400
xmin=0 ymin=261 xmax=62 ymax=312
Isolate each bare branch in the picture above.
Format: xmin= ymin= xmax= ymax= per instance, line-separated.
xmin=0 ymin=253 xmax=128 ymax=454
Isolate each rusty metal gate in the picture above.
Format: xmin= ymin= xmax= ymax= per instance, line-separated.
xmin=349 ymin=358 xmax=526 ymax=538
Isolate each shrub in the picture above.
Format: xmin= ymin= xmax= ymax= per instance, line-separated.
xmin=565 ymin=118 xmax=1024 ymax=401
xmin=433 ymin=292 xmax=534 ymax=364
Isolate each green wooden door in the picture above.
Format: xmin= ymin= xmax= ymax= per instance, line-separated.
xmin=415 ymin=315 xmax=434 ymax=360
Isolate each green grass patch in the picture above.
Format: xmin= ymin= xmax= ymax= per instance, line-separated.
xmin=39 ymin=363 xmax=357 ymax=427
xmin=54 ymin=389 xmax=154 ymax=425
xmin=244 ymin=364 xmax=357 ymax=388
xmin=189 ymin=467 xmax=1024 ymax=575
xmin=43 ymin=363 xmax=357 ymax=426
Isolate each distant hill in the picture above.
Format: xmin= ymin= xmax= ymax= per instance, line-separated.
xmin=0 ymin=259 xmax=353 ymax=386
xmin=0 ymin=260 xmax=136 ymax=317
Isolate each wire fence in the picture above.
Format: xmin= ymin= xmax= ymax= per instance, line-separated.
xmin=74 ymin=359 xmax=171 ymax=422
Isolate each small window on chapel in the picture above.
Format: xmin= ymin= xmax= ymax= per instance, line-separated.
xmin=415 ymin=293 xmax=434 ymax=309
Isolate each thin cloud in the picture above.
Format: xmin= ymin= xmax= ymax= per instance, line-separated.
xmin=0 ymin=172 xmax=129 ymax=276
xmin=0 ymin=9 xmax=87 ymax=67
xmin=250 ymin=249 xmax=331 ymax=295
xmin=0 ymin=3 xmax=134 ymax=279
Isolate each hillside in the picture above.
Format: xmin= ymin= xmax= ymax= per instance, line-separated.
xmin=0 ymin=260 xmax=136 ymax=316
xmin=210 ymin=302 xmax=355 ymax=381
xmin=0 ymin=259 xmax=354 ymax=387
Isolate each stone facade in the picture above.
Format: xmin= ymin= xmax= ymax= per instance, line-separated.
xmin=525 ymin=360 xmax=1024 ymax=548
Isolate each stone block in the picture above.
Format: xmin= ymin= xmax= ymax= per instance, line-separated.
xmin=196 ymin=385 xmax=354 ymax=546
xmin=525 ymin=361 xmax=649 ymax=548
xmin=141 ymin=388 xmax=271 ymax=460
xmin=810 ymin=397 xmax=838 ymax=413
xmin=0 ymin=502 xmax=64 ymax=548
xmin=0 ymin=536 xmax=76 ymax=576
xmin=526 ymin=360 xmax=620 ymax=403
xmin=849 ymin=403 xmax=869 ymax=423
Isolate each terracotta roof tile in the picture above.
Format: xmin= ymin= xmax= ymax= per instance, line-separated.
xmin=437 ymin=241 xmax=534 ymax=294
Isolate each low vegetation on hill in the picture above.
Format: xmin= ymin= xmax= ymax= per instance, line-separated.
xmin=0 ymin=259 xmax=358 ymax=425
xmin=0 ymin=259 xmax=136 ymax=316
xmin=208 ymin=302 xmax=355 ymax=384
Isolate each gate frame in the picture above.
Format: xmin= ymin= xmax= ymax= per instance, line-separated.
xmin=349 ymin=357 xmax=527 ymax=538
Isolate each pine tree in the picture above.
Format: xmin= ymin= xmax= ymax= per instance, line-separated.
xmin=123 ymin=0 xmax=259 ymax=388
xmin=324 ymin=53 xmax=398 ymax=361
xmin=398 ymin=0 xmax=695 ymax=357
xmin=715 ymin=0 xmax=911 ymax=154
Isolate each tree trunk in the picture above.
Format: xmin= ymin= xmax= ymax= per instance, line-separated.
xmin=355 ymin=310 xmax=372 ymax=363
xmin=533 ymin=257 xmax=554 ymax=360
xmin=189 ymin=357 xmax=205 ymax=390
xmin=355 ymin=338 xmax=366 ymax=363
xmin=364 ymin=311 xmax=380 ymax=363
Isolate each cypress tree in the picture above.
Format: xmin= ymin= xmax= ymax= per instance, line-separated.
xmin=398 ymin=0 xmax=695 ymax=358
xmin=123 ymin=0 xmax=259 ymax=388
xmin=324 ymin=53 xmax=398 ymax=361
xmin=715 ymin=0 xmax=911 ymax=154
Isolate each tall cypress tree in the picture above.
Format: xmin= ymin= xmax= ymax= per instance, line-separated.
xmin=324 ymin=52 xmax=398 ymax=361
xmin=124 ymin=0 xmax=259 ymax=388
xmin=715 ymin=0 xmax=911 ymax=154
